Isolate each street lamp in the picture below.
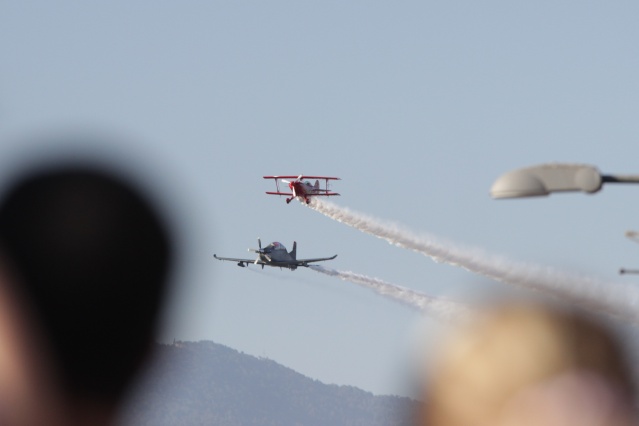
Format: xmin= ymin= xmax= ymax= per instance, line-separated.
xmin=490 ymin=163 xmax=639 ymax=199
xmin=490 ymin=163 xmax=639 ymax=275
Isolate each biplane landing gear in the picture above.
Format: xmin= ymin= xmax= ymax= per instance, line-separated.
xmin=286 ymin=198 xmax=292 ymax=204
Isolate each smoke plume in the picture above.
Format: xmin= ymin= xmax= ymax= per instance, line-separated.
xmin=309 ymin=265 xmax=472 ymax=324
xmin=308 ymin=199 xmax=639 ymax=323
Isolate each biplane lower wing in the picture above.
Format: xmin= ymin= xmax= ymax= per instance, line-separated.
xmin=265 ymin=191 xmax=294 ymax=196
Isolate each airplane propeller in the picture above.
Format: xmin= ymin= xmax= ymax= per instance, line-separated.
xmin=249 ymin=237 xmax=263 ymax=254
xmin=249 ymin=238 xmax=269 ymax=268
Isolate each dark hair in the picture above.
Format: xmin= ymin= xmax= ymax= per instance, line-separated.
xmin=0 ymin=164 xmax=173 ymax=401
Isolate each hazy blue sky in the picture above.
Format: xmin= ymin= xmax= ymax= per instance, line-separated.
xmin=2 ymin=1 xmax=639 ymax=397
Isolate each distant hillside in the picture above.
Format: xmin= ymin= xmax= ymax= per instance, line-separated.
xmin=119 ymin=341 xmax=419 ymax=426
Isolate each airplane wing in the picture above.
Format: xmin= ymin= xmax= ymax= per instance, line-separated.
xmin=294 ymin=254 xmax=338 ymax=266
xmin=214 ymin=254 xmax=336 ymax=269
xmin=213 ymin=254 xmax=265 ymax=266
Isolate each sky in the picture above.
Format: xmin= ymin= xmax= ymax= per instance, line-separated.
xmin=2 ymin=1 xmax=639 ymax=398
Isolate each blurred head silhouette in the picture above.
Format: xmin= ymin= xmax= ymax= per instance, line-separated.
xmin=0 ymin=158 xmax=173 ymax=425
xmin=419 ymin=302 xmax=637 ymax=426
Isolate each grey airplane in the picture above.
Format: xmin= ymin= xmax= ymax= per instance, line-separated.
xmin=214 ymin=239 xmax=337 ymax=270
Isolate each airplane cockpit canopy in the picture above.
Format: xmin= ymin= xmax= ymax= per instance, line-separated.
xmin=266 ymin=242 xmax=286 ymax=252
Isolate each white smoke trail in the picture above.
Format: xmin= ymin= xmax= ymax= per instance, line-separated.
xmin=309 ymin=265 xmax=473 ymax=325
xmin=308 ymin=199 xmax=639 ymax=324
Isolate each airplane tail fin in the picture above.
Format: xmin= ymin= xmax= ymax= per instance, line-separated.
xmin=314 ymin=180 xmax=319 ymax=190
xmin=291 ymin=241 xmax=297 ymax=260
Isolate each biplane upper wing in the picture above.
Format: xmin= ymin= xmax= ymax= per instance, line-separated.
xmin=263 ymin=175 xmax=341 ymax=180
xmin=264 ymin=190 xmax=339 ymax=197
xmin=298 ymin=176 xmax=341 ymax=180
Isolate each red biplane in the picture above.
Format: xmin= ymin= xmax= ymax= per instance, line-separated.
xmin=264 ymin=175 xmax=341 ymax=204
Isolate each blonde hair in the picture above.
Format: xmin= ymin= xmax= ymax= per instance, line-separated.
xmin=421 ymin=303 xmax=635 ymax=426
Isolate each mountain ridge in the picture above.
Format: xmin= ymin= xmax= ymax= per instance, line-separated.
xmin=119 ymin=340 xmax=419 ymax=426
